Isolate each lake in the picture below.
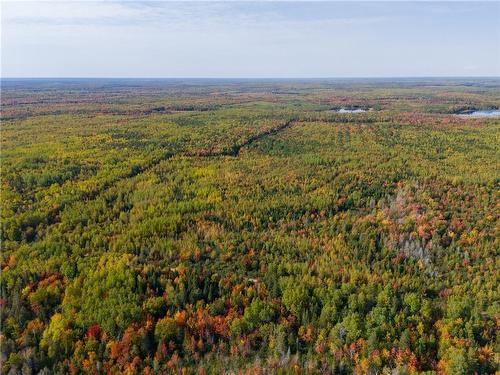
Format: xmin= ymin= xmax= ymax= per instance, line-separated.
xmin=336 ymin=108 xmax=367 ymax=113
xmin=458 ymin=109 xmax=500 ymax=117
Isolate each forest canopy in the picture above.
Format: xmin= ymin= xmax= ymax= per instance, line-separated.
xmin=1 ymin=78 xmax=499 ymax=374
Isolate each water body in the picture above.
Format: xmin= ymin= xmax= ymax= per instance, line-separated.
xmin=458 ymin=109 xmax=500 ymax=117
xmin=336 ymin=108 xmax=367 ymax=113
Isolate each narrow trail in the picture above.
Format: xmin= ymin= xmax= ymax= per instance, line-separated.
xmin=80 ymin=118 xmax=298 ymax=201
xmin=183 ymin=118 xmax=298 ymax=157
xmin=31 ymin=118 xmax=299 ymax=244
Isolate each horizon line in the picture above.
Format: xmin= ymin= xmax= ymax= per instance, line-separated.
xmin=2 ymin=76 xmax=500 ymax=80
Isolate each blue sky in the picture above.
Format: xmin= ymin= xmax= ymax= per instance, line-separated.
xmin=2 ymin=1 xmax=499 ymax=78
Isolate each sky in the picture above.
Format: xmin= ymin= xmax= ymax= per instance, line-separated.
xmin=1 ymin=1 xmax=499 ymax=78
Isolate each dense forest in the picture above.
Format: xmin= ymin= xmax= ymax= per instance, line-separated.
xmin=1 ymin=78 xmax=499 ymax=374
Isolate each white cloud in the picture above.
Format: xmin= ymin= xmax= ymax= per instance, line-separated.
xmin=2 ymin=1 xmax=140 ymax=22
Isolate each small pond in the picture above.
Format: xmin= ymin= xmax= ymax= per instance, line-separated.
xmin=329 ymin=108 xmax=368 ymax=113
xmin=458 ymin=109 xmax=500 ymax=117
